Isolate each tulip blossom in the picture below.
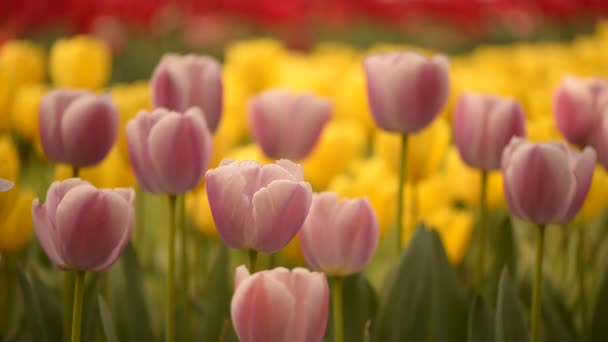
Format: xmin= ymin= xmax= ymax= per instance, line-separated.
xmin=363 ymin=51 xmax=449 ymax=134
xmin=151 ymin=53 xmax=223 ymax=132
xmin=32 ymin=178 xmax=134 ymax=271
xmin=453 ymin=93 xmax=526 ymax=170
xmin=39 ymin=89 xmax=119 ymax=167
xmin=126 ymin=107 xmax=212 ymax=195
xmin=248 ymin=89 xmax=331 ymax=160
xmin=553 ymin=76 xmax=608 ymax=146
xmin=501 ymin=137 xmax=595 ymax=224
xmin=299 ymin=192 xmax=378 ymax=276
xmin=231 ymin=265 xmax=329 ymax=342
xmin=205 ymin=159 xmax=312 ymax=253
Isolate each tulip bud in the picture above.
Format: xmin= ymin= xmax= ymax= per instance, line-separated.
xmin=453 ymin=93 xmax=526 ymax=170
xmin=205 ymin=159 xmax=312 ymax=253
xmin=32 ymin=179 xmax=135 ymax=271
xmin=231 ymin=265 xmax=329 ymax=342
xmin=299 ymin=192 xmax=378 ymax=276
xmin=126 ymin=107 xmax=212 ymax=194
xmin=248 ymin=89 xmax=331 ymax=160
xmin=151 ymin=53 xmax=223 ymax=132
xmin=50 ymin=35 xmax=111 ymax=90
xmin=501 ymin=137 xmax=595 ymax=224
xmin=39 ymin=89 xmax=119 ymax=167
xmin=553 ymin=76 xmax=608 ymax=146
xmin=363 ymin=51 xmax=449 ymax=134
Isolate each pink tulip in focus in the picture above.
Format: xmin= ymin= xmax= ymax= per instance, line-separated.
xmin=363 ymin=51 xmax=449 ymax=134
xmin=231 ymin=265 xmax=329 ymax=342
xmin=39 ymin=89 xmax=118 ymax=167
xmin=205 ymin=159 xmax=312 ymax=253
xmin=151 ymin=53 xmax=223 ymax=132
xmin=126 ymin=107 xmax=212 ymax=195
xmin=32 ymin=178 xmax=134 ymax=271
xmin=299 ymin=192 xmax=378 ymax=276
xmin=248 ymin=89 xmax=331 ymax=160
xmin=553 ymin=76 xmax=608 ymax=146
xmin=453 ymin=93 xmax=526 ymax=170
xmin=501 ymin=137 xmax=595 ymax=224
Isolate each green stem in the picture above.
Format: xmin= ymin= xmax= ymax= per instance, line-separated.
xmin=166 ymin=195 xmax=177 ymax=342
xmin=72 ymin=166 xmax=79 ymax=178
xmin=0 ymin=253 xmax=14 ymax=332
xmin=396 ymin=134 xmax=408 ymax=253
xmin=578 ymin=223 xmax=588 ymax=334
xmin=531 ymin=224 xmax=545 ymax=342
xmin=477 ymin=171 xmax=488 ymax=289
xmin=71 ymin=271 xmax=86 ymax=342
xmin=410 ymin=182 xmax=418 ymax=235
xmin=331 ymin=277 xmax=344 ymax=342
xmin=63 ymin=272 xmax=74 ymax=342
xmin=248 ymin=250 xmax=258 ymax=273
xmin=178 ymin=195 xmax=191 ymax=340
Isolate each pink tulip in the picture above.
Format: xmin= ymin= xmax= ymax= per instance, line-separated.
xmin=231 ymin=265 xmax=329 ymax=342
xmin=299 ymin=192 xmax=378 ymax=276
xmin=151 ymin=53 xmax=223 ymax=132
xmin=205 ymin=159 xmax=312 ymax=253
xmin=453 ymin=93 xmax=526 ymax=170
xmin=501 ymin=137 xmax=595 ymax=224
xmin=248 ymin=89 xmax=331 ymax=160
xmin=126 ymin=107 xmax=212 ymax=195
xmin=39 ymin=89 xmax=118 ymax=167
xmin=553 ymin=76 xmax=608 ymax=146
xmin=32 ymin=178 xmax=134 ymax=271
xmin=363 ymin=51 xmax=449 ymax=134
xmin=0 ymin=178 xmax=13 ymax=192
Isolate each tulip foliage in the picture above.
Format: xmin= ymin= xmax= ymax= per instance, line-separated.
xmin=4 ymin=24 xmax=608 ymax=342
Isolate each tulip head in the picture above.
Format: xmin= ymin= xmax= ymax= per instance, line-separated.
xmin=299 ymin=192 xmax=378 ymax=276
xmin=248 ymin=89 xmax=331 ymax=160
xmin=50 ymin=35 xmax=111 ymax=90
xmin=501 ymin=137 xmax=595 ymax=224
xmin=363 ymin=51 xmax=449 ymax=134
xmin=151 ymin=53 xmax=223 ymax=132
xmin=126 ymin=107 xmax=212 ymax=194
xmin=553 ymin=76 xmax=608 ymax=146
xmin=205 ymin=159 xmax=312 ymax=253
xmin=453 ymin=93 xmax=526 ymax=170
xmin=231 ymin=265 xmax=329 ymax=342
xmin=39 ymin=89 xmax=119 ymax=167
xmin=32 ymin=179 xmax=135 ymax=271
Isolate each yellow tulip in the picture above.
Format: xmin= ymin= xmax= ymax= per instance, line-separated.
xmin=332 ymin=63 xmax=376 ymax=133
xmin=282 ymin=235 xmax=307 ymax=265
xmin=527 ymin=117 xmax=562 ymax=143
xmin=303 ymin=120 xmax=367 ymax=190
xmin=0 ymin=187 xmax=35 ymax=252
xmin=185 ymin=186 xmax=218 ymax=239
xmin=50 ymin=35 xmax=111 ymax=90
xmin=581 ymin=166 xmax=608 ymax=222
xmin=11 ymin=84 xmax=48 ymax=146
xmin=0 ymin=134 xmax=19 ymax=180
xmin=374 ymin=117 xmax=449 ymax=184
xmin=224 ymin=39 xmax=285 ymax=93
xmin=327 ymin=157 xmax=397 ymax=237
xmin=0 ymin=40 xmax=45 ymax=85
xmin=55 ymin=147 xmax=134 ymax=188
xmin=110 ymin=81 xmax=151 ymax=163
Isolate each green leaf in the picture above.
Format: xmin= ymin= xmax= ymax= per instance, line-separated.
xmin=31 ymin=271 xmax=62 ymax=342
xmin=16 ymin=266 xmax=48 ymax=342
xmin=82 ymin=272 xmax=103 ymax=342
xmin=200 ymin=243 xmax=234 ymax=341
xmin=495 ymin=269 xmax=528 ymax=342
xmin=591 ymin=263 xmax=608 ymax=342
xmin=468 ymin=295 xmax=494 ymax=342
xmin=486 ymin=213 xmax=517 ymax=303
xmin=120 ymin=243 xmax=155 ymax=342
xmin=98 ymin=295 xmax=118 ymax=342
xmin=373 ymin=225 xmax=469 ymax=342
xmin=327 ymin=273 xmax=378 ymax=342
xmin=541 ymin=280 xmax=578 ymax=342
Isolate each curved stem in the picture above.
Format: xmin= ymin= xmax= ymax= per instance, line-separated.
xmin=578 ymin=223 xmax=588 ymax=334
xmin=71 ymin=271 xmax=86 ymax=342
xmin=331 ymin=277 xmax=344 ymax=342
xmin=166 ymin=195 xmax=177 ymax=342
xmin=248 ymin=250 xmax=258 ymax=273
xmin=531 ymin=224 xmax=545 ymax=342
xmin=477 ymin=171 xmax=488 ymax=288
xmin=396 ymin=134 xmax=408 ymax=254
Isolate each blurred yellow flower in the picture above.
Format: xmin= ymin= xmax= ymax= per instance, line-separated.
xmin=0 ymin=186 xmax=35 ymax=252
xmin=332 ymin=63 xmax=376 ymax=133
xmin=55 ymin=147 xmax=134 ymax=188
xmin=186 ymin=186 xmax=217 ymax=238
xmin=527 ymin=117 xmax=562 ymax=142
xmin=303 ymin=120 xmax=367 ymax=190
xmin=374 ymin=118 xmax=449 ymax=184
xmin=11 ymin=84 xmax=48 ymax=147
xmin=282 ymin=235 xmax=306 ymax=265
xmin=224 ymin=39 xmax=285 ymax=93
xmin=328 ymin=157 xmax=397 ymax=237
xmin=110 ymin=81 xmax=151 ymax=162
xmin=0 ymin=40 xmax=45 ymax=86
xmin=50 ymin=35 xmax=111 ymax=90
xmin=581 ymin=166 xmax=608 ymax=221
xmin=0 ymin=134 xmax=19 ymax=180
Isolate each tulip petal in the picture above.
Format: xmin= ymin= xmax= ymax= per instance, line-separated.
xmin=234 ymin=265 xmax=251 ymax=289
xmin=290 ymin=269 xmax=329 ymax=342
xmin=185 ymin=56 xmax=223 ymax=132
xmin=151 ymin=61 xmax=189 ymax=111
xmin=563 ymin=146 xmax=596 ymax=222
xmin=32 ymin=200 xmax=68 ymax=268
xmin=126 ymin=110 xmax=167 ymax=193
xmin=45 ymin=178 xmax=91 ymax=228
